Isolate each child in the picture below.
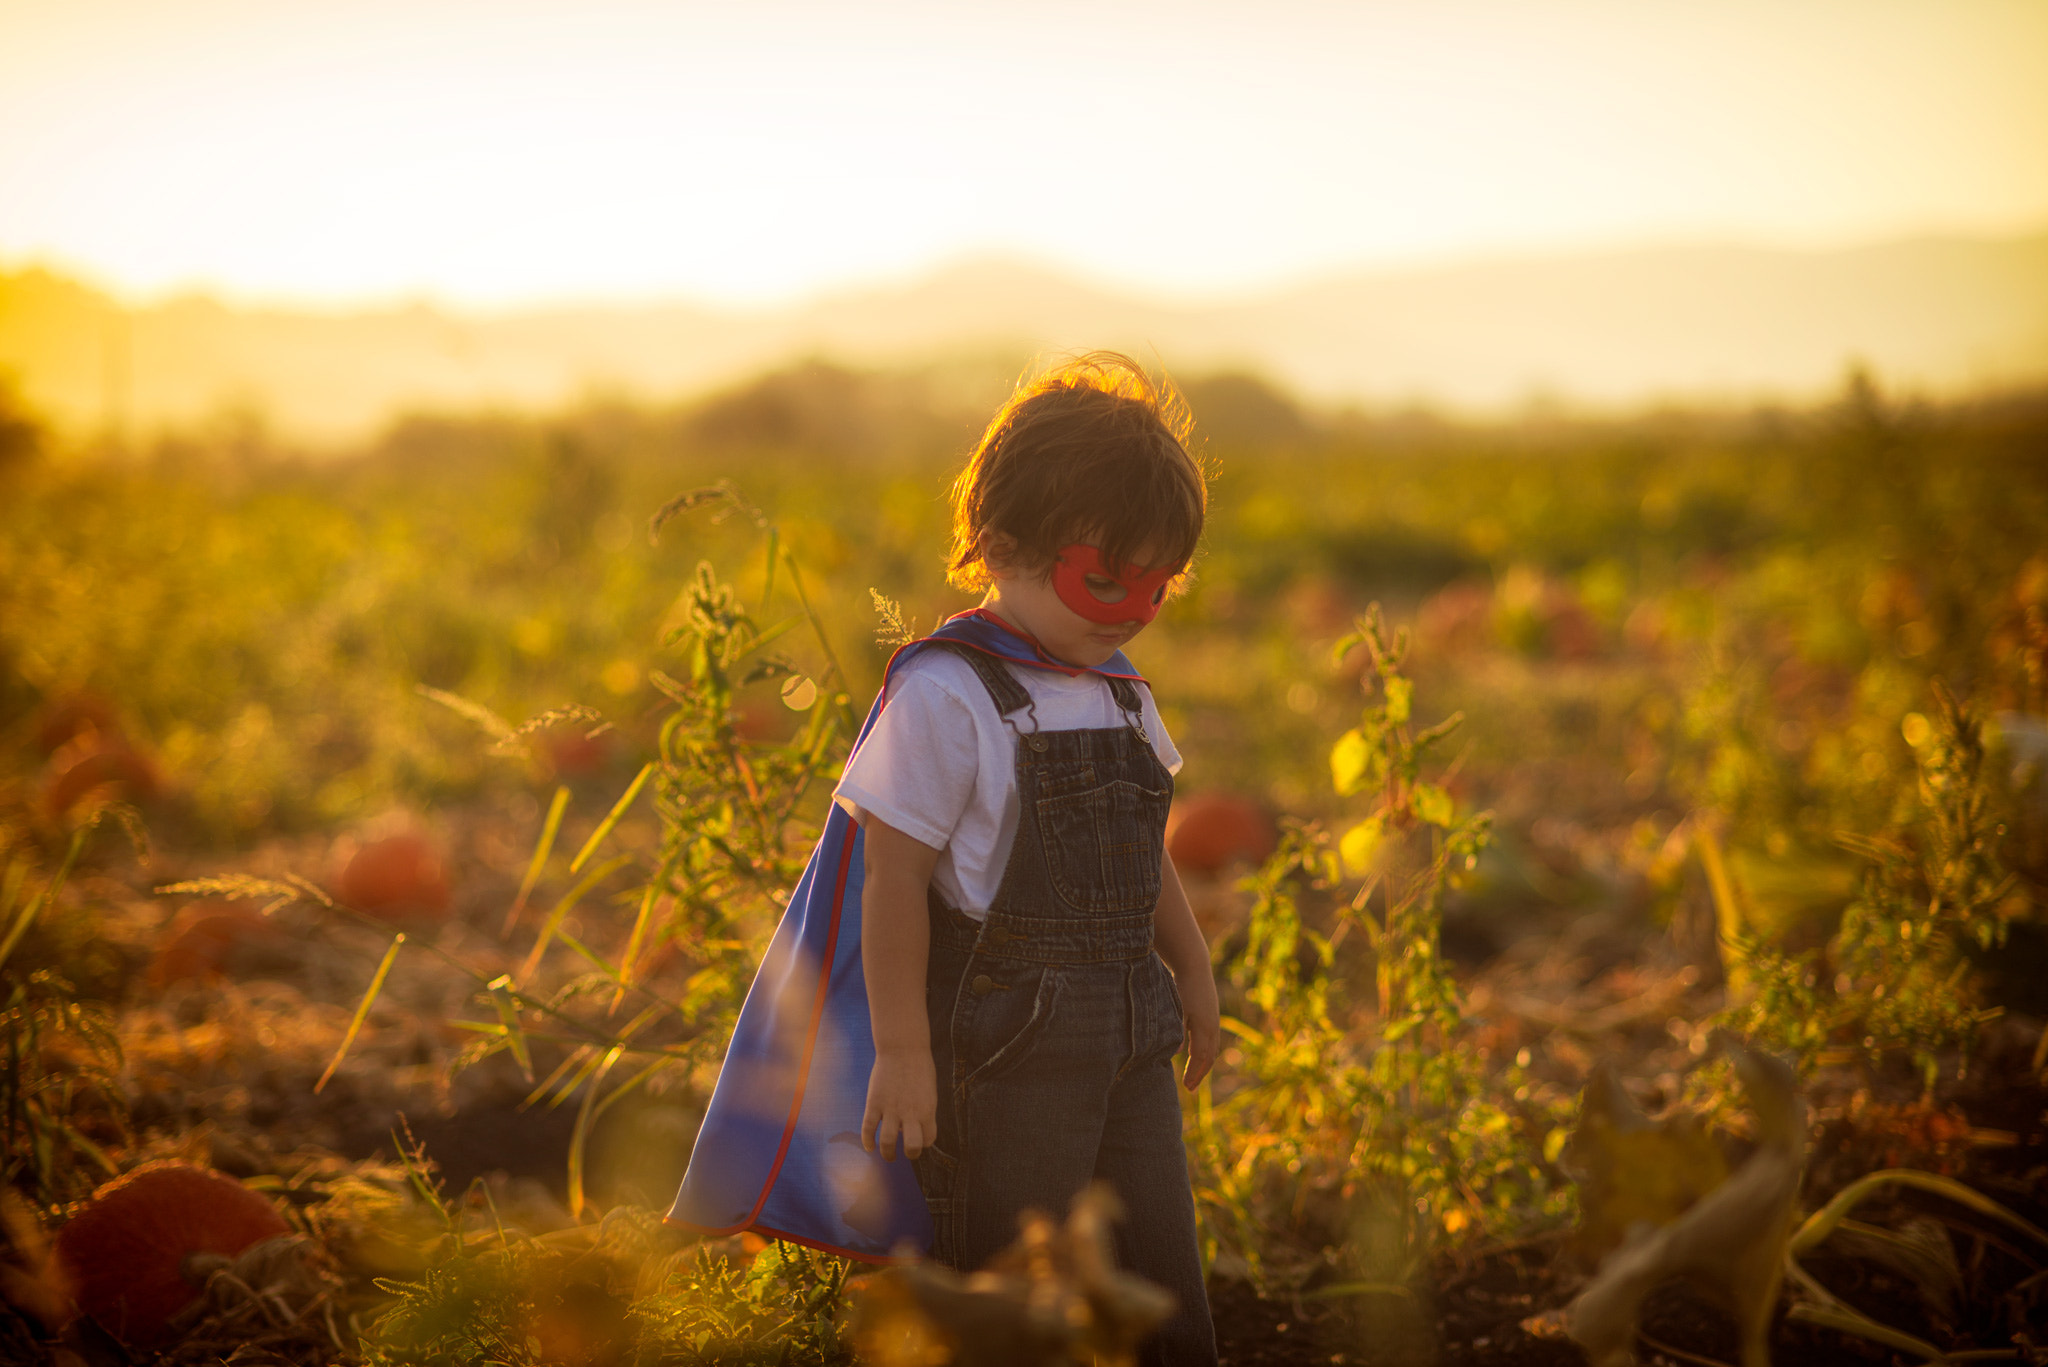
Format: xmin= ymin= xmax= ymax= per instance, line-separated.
xmin=671 ymin=353 xmax=1220 ymax=1366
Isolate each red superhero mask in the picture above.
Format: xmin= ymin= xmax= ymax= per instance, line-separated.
xmin=1051 ymin=544 xmax=1179 ymax=625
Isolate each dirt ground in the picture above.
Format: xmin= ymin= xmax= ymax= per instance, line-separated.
xmin=21 ymin=798 xmax=2048 ymax=1365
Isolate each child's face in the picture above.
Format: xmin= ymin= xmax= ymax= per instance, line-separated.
xmin=984 ymin=537 xmax=1177 ymax=667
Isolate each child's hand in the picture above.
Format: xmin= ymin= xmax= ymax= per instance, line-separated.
xmin=1179 ymin=975 xmax=1222 ymax=1091
xmin=1152 ymin=851 xmax=1221 ymax=1091
xmin=862 ymin=1048 xmax=937 ymax=1161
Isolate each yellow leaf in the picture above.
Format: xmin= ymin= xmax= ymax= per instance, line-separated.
xmin=1565 ymin=1040 xmax=1805 ymax=1367
xmin=486 ymin=974 xmax=533 ymax=1082
xmin=1563 ymin=1065 xmax=1729 ymax=1263
xmin=1339 ymin=819 xmax=1385 ymax=877
xmin=1331 ymin=729 xmax=1372 ymax=796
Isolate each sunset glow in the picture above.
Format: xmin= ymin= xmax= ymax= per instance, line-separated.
xmin=1 ymin=0 xmax=2044 ymax=308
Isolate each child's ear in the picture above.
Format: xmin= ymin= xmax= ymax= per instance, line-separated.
xmin=980 ymin=531 xmax=1021 ymax=578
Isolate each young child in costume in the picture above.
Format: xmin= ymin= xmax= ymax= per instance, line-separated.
xmin=671 ymin=353 xmax=1220 ymax=1366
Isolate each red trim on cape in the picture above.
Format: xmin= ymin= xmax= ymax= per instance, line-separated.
xmin=751 ymin=1222 xmax=905 ymax=1265
xmin=659 ymin=1212 xmax=905 ymax=1267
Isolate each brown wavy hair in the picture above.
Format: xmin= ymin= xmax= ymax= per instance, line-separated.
xmin=945 ymin=352 xmax=1207 ymax=594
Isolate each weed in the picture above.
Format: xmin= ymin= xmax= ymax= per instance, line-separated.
xmin=1707 ymin=681 xmax=2019 ymax=1094
xmin=0 ymin=819 xmax=131 ymax=1207
xmin=1192 ymin=607 xmax=1563 ymax=1297
xmin=363 ymin=1167 xmax=853 ymax=1366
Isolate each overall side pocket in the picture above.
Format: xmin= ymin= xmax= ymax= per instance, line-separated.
xmin=1120 ymin=951 xmax=1187 ymax=1079
xmin=950 ymin=961 xmax=1061 ymax=1096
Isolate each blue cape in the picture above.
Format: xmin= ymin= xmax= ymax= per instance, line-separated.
xmin=666 ymin=609 xmax=1143 ymax=1261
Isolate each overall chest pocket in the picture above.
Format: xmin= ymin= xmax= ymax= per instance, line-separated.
xmin=1034 ymin=779 xmax=1170 ymax=915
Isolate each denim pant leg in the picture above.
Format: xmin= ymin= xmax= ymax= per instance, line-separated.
xmin=1095 ymin=1054 xmax=1218 ymax=1367
xmin=921 ymin=942 xmax=1217 ymax=1367
xmin=952 ymin=961 xmax=1123 ymax=1272
xmin=921 ymin=942 xmax=1113 ymax=1269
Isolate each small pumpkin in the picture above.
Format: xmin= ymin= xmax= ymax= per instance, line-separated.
xmin=1165 ymin=792 xmax=1278 ymax=879
xmin=53 ymin=1162 xmax=291 ymax=1346
xmin=31 ymin=690 xmax=123 ymax=756
xmin=543 ymin=724 xmax=612 ymax=777
xmin=147 ymin=901 xmax=288 ymax=987
xmin=336 ymin=833 xmax=451 ymax=921
xmin=40 ymin=734 xmax=162 ymax=818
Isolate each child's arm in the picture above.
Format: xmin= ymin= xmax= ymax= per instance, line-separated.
xmin=860 ymin=816 xmax=941 ymax=1161
xmin=1153 ymin=850 xmax=1221 ymax=1090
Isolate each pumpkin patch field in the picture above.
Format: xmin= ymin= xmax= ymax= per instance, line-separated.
xmin=3 ymin=367 xmax=2047 ymax=1366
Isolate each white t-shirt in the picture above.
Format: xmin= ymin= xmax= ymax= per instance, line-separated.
xmin=833 ymin=649 xmax=1182 ymax=920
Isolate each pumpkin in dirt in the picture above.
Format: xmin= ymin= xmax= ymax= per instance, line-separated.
xmin=1165 ymin=792 xmax=1279 ymax=878
xmin=147 ymin=901 xmax=288 ymax=987
xmin=336 ymin=833 xmax=451 ymax=920
xmin=542 ymin=724 xmax=612 ymax=777
xmin=40 ymin=734 xmax=162 ymax=817
xmin=52 ymin=1162 xmax=291 ymax=1346
xmin=31 ymin=690 xmax=123 ymax=755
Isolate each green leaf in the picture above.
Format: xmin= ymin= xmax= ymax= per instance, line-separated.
xmin=1790 ymin=1167 xmax=2048 ymax=1257
xmin=567 ymin=1044 xmax=624 ymax=1220
xmin=503 ymin=785 xmax=570 ymax=936
xmin=1384 ymin=676 xmax=1413 ymax=726
xmin=609 ymin=882 xmax=662 ymax=1013
xmin=1412 ymin=782 xmax=1455 ymax=828
xmin=0 ymin=826 xmax=89 ymax=972
xmin=319 ymin=932 xmax=405 ymax=1093
xmin=519 ymin=854 xmax=632 ymax=980
xmin=1382 ymin=1012 xmax=1421 ymax=1042
xmin=1339 ymin=819 xmax=1385 ymax=877
xmin=568 ymin=761 xmax=654 ymax=873
xmin=1414 ymin=709 xmax=1466 ymax=753
xmin=486 ymin=975 xmax=533 ymax=1082
xmin=742 ymin=613 xmax=806 ymax=657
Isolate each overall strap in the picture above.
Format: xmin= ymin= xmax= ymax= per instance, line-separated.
xmin=929 ymin=642 xmax=1035 ymax=720
xmin=926 ymin=638 xmax=1149 ymax=746
xmin=1106 ymin=674 xmax=1150 ymax=743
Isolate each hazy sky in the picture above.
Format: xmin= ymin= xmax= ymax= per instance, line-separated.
xmin=2 ymin=0 xmax=2044 ymax=307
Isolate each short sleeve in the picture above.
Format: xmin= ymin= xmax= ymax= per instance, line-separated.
xmin=833 ymin=669 xmax=983 ymax=852
xmin=1137 ymin=683 xmax=1183 ymax=776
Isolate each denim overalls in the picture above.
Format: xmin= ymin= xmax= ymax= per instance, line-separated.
xmin=913 ymin=644 xmax=1218 ymax=1367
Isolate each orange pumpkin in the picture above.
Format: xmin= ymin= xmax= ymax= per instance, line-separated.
xmin=40 ymin=734 xmax=162 ymax=818
xmin=31 ymin=690 xmax=123 ymax=756
xmin=336 ymin=833 xmax=451 ymax=921
xmin=53 ymin=1162 xmax=290 ymax=1346
xmin=147 ymin=901 xmax=287 ymax=987
xmin=543 ymin=725 xmax=613 ymax=777
xmin=1166 ymin=792 xmax=1279 ymax=879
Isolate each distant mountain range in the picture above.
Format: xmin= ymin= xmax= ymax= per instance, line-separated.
xmin=3 ymin=233 xmax=2044 ymax=441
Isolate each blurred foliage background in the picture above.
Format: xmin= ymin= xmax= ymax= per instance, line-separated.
xmin=3 ymin=359 xmax=2047 ymax=1362
xmin=6 ymin=362 xmax=2043 ymax=858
